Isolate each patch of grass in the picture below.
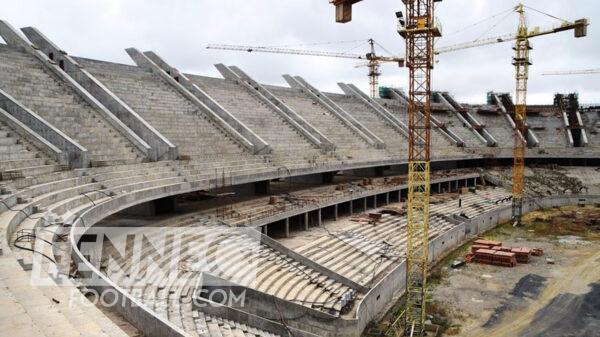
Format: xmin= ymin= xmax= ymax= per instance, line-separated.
xmin=520 ymin=206 xmax=600 ymax=239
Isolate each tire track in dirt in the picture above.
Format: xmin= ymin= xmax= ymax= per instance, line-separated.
xmin=463 ymin=248 xmax=600 ymax=337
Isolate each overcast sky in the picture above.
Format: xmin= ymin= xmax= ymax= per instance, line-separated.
xmin=3 ymin=0 xmax=599 ymax=104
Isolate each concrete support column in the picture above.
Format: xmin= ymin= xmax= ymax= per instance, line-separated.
xmin=304 ymin=212 xmax=309 ymax=231
xmin=474 ymin=177 xmax=477 ymax=187
xmin=385 ymin=192 xmax=390 ymax=205
xmin=262 ymin=225 xmax=268 ymax=236
xmin=284 ymin=218 xmax=290 ymax=238
xmin=373 ymin=195 xmax=378 ymax=208
xmin=438 ymin=183 xmax=441 ymax=193
xmin=318 ymin=208 xmax=322 ymax=226
xmin=363 ymin=198 xmax=367 ymax=211
xmin=334 ymin=204 xmax=338 ymax=221
xmin=350 ymin=200 xmax=353 ymax=215
xmin=448 ymin=181 xmax=451 ymax=192
xmin=465 ymin=178 xmax=468 ymax=187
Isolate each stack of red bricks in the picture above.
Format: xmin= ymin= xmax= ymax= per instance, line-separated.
xmin=468 ymin=239 xmax=539 ymax=267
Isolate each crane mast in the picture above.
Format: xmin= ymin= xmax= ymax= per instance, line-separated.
xmin=399 ymin=0 xmax=440 ymax=335
xmin=367 ymin=39 xmax=381 ymax=98
xmin=511 ymin=4 xmax=530 ymax=225
xmin=329 ymin=1 xmax=439 ymax=335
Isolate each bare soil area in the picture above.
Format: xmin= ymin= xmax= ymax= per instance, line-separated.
xmin=430 ymin=206 xmax=600 ymax=337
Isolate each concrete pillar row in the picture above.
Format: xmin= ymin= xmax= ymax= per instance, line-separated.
xmin=334 ymin=204 xmax=339 ymax=221
xmin=304 ymin=212 xmax=309 ymax=231
xmin=318 ymin=208 xmax=322 ymax=226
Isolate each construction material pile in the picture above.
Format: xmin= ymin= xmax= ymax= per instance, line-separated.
xmin=467 ymin=239 xmax=543 ymax=268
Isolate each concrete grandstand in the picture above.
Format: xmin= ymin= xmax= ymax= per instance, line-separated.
xmin=0 ymin=20 xmax=599 ymax=337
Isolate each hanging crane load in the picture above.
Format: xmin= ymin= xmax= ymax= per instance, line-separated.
xmin=206 ymin=39 xmax=403 ymax=98
xmin=329 ymin=0 xmax=364 ymax=23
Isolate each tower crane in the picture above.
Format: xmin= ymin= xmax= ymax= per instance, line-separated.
xmin=434 ymin=19 xmax=587 ymax=55
xmin=397 ymin=1 xmax=441 ymax=335
xmin=206 ymin=39 xmax=403 ymax=98
xmin=543 ymin=68 xmax=600 ymax=76
xmin=330 ymin=0 xmax=441 ymax=336
xmin=435 ymin=4 xmax=588 ymax=225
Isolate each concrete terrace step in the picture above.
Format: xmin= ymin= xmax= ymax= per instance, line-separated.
xmin=190 ymin=76 xmax=320 ymax=156
xmin=80 ymin=59 xmax=250 ymax=159
xmin=0 ymin=46 xmax=143 ymax=163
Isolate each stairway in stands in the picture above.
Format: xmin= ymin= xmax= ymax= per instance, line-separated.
xmin=0 ymin=45 xmax=143 ymax=166
xmin=0 ymin=121 xmax=61 ymax=179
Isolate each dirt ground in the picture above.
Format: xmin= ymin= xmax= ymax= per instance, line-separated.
xmin=430 ymin=206 xmax=600 ymax=337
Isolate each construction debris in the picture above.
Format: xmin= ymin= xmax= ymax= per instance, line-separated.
xmin=367 ymin=213 xmax=382 ymax=222
xmin=350 ymin=213 xmax=382 ymax=225
xmin=531 ymin=248 xmax=544 ymax=256
xmin=468 ymin=239 xmax=543 ymax=267
xmin=380 ymin=206 xmax=406 ymax=216
xmin=473 ymin=239 xmax=502 ymax=247
xmin=451 ymin=260 xmax=466 ymax=269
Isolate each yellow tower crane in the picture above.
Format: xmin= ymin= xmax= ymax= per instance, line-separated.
xmin=206 ymin=39 xmax=403 ymax=98
xmin=330 ymin=0 xmax=441 ymax=336
xmin=436 ymin=4 xmax=588 ymax=225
